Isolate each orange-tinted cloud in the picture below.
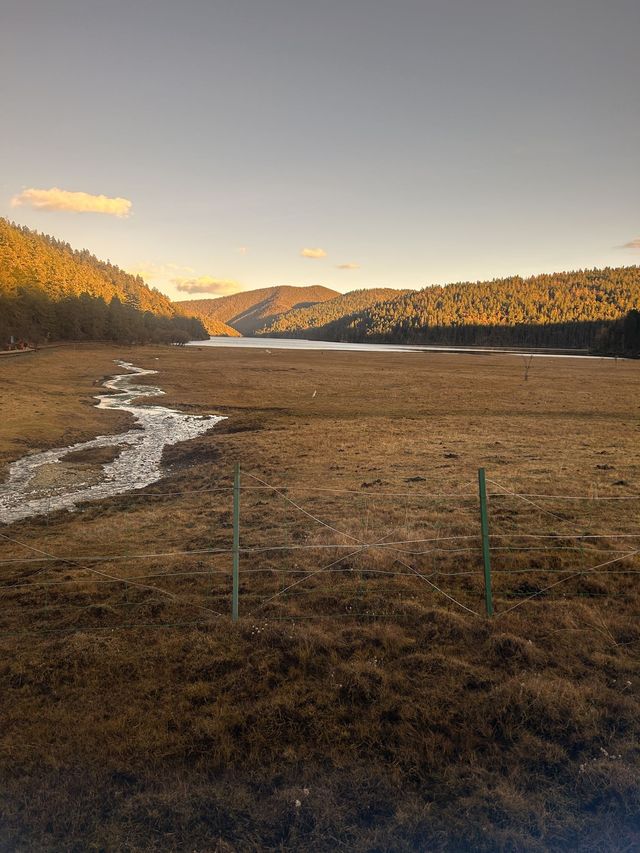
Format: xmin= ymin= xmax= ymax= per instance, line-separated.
xmin=301 ymin=247 xmax=327 ymax=259
xmin=622 ymin=238 xmax=640 ymax=249
xmin=11 ymin=186 xmax=132 ymax=217
xmin=173 ymin=276 xmax=242 ymax=295
xmin=336 ymin=262 xmax=360 ymax=270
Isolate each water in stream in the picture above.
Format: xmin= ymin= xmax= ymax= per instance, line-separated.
xmin=0 ymin=361 xmax=224 ymax=524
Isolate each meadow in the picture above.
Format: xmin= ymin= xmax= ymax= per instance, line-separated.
xmin=1 ymin=343 xmax=639 ymax=851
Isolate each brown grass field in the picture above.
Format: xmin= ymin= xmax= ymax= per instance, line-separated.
xmin=1 ymin=343 xmax=639 ymax=851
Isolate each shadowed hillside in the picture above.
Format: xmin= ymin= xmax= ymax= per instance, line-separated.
xmin=256 ymin=287 xmax=411 ymax=337
xmin=176 ymin=285 xmax=338 ymax=335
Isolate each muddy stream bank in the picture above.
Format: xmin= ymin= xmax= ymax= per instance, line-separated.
xmin=0 ymin=361 xmax=224 ymax=524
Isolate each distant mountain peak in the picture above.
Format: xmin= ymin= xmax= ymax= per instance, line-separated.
xmin=176 ymin=285 xmax=339 ymax=335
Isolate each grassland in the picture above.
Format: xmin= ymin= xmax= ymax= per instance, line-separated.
xmin=1 ymin=343 xmax=639 ymax=851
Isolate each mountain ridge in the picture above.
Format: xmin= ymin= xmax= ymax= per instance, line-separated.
xmin=0 ymin=218 xmax=176 ymax=316
xmin=0 ymin=219 xmax=208 ymax=344
xmin=255 ymin=288 xmax=412 ymax=338
xmin=176 ymin=285 xmax=338 ymax=335
xmin=324 ymin=267 xmax=640 ymax=349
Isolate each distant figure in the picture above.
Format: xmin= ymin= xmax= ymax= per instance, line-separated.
xmin=312 ymin=390 xmax=317 ymax=398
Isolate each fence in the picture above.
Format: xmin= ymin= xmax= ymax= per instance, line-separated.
xmin=1 ymin=465 xmax=639 ymax=640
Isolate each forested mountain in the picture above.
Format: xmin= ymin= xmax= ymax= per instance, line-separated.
xmin=180 ymin=317 xmax=241 ymax=337
xmin=171 ymin=305 xmax=240 ymax=337
xmin=303 ymin=267 xmax=640 ymax=351
xmin=176 ymin=285 xmax=338 ymax=335
xmin=0 ymin=219 xmax=208 ymax=345
xmin=256 ymin=288 xmax=411 ymax=337
xmin=1 ymin=219 xmax=174 ymax=314
xmin=4 ymin=215 xmax=637 ymax=353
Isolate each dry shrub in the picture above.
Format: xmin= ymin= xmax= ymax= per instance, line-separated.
xmin=486 ymin=631 xmax=545 ymax=668
xmin=485 ymin=675 xmax=602 ymax=746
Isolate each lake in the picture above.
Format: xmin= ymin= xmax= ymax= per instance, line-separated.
xmin=187 ymin=336 xmax=603 ymax=359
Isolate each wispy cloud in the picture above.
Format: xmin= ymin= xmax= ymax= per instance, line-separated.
xmin=11 ymin=187 xmax=132 ymax=218
xmin=622 ymin=238 xmax=640 ymax=249
xmin=173 ymin=276 xmax=242 ymax=296
xmin=336 ymin=262 xmax=360 ymax=270
xmin=301 ymin=247 xmax=327 ymax=259
xmin=238 ymin=246 xmax=248 ymax=255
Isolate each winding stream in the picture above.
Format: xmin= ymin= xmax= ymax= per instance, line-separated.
xmin=0 ymin=361 xmax=224 ymax=524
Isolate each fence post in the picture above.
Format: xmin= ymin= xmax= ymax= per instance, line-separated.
xmin=232 ymin=462 xmax=240 ymax=623
xmin=478 ymin=468 xmax=493 ymax=617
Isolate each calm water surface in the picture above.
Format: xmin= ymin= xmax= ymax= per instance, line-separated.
xmin=188 ymin=336 xmax=604 ymax=359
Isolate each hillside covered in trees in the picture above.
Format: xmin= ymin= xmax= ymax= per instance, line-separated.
xmin=4 ymin=216 xmax=638 ymax=354
xmin=176 ymin=285 xmax=338 ymax=335
xmin=0 ymin=219 xmax=208 ymax=345
xmin=172 ymin=310 xmax=240 ymax=338
xmin=292 ymin=267 xmax=640 ymax=353
xmin=256 ymin=288 xmax=411 ymax=337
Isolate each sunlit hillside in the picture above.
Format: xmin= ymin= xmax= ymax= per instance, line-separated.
xmin=176 ymin=285 xmax=338 ymax=335
xmin=0 ymin=220 xmax=208 ymax=345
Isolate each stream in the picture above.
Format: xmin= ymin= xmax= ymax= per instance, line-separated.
xmin=0 ymin=361 xmax=224 ymax=524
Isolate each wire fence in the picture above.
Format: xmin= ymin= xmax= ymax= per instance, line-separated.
xmin=1 ymin=466 xmax=639 ymax=640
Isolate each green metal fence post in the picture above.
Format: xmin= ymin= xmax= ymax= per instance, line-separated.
xmin=232 ymin=462 xmax=240 ymax=623
xmin=478 ymin=468 xmax=494 ymax=617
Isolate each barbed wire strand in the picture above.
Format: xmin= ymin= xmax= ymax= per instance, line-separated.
xmin=489 ymin=533 xmax=640 ymax=540
xmin=2 ymin=532 xmax=637 ymax=570
xmin=488 ymin=493 xmax=640 ymax=501
xmin=0 ymin=541 xmax=482 ymax=569
xmin=257 ymin=528 xmax=400 ymax=607
xmin=242 ymin=471 xmax=368 ymax=543
xmin=28 ymin=482 xmax=640 ymax=501
xmin=389 ymin=552 xmax=481 ymax=617
xmin=487 ymin=479 xmax=568 ymax=522
xmin=0 ymin=530 xmax=224 ymax=618
xmin=496 ymin=549 xmax=640 ymax=616
xmin=2 ymin=565 xmax=484 ymax=595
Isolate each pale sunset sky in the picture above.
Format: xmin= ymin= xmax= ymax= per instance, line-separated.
xmin=1 ymin=0 xmax=639 ymax=300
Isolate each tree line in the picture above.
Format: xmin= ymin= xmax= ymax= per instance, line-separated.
xmin=0 ymin=287 xmax=208 ymax=348
xmin=593 ymin=309 xmax=640 ymax=356
xmin=279 ymin=267 xmax=640 ymax=353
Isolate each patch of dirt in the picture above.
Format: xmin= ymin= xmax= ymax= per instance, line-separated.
xmin=61 ymin=446 xmax=124 ymax=466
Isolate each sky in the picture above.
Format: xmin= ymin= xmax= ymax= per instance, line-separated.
xmin=1 ymin=0 xmax=639 ymax=301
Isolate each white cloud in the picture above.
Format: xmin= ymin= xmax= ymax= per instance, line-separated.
xmin=301 ymin=247 xmax=327 ymax=259
xmin=336 ymin=262 xmax=360 ymax=270
xmin=173 ymin=276 xmax=242 ymax=295
xmin=11 ymin=186 xmax=132 ymax=218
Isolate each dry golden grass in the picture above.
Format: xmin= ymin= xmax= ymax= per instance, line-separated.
xmin=1 ymin=343 xmax=639 ymax=851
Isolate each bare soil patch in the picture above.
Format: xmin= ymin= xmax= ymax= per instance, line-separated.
xmin=61 ymin=445 xmax=124 ymax=466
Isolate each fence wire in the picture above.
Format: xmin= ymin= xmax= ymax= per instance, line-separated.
xmin=1 ymin=467 xmax=639 ymax=638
